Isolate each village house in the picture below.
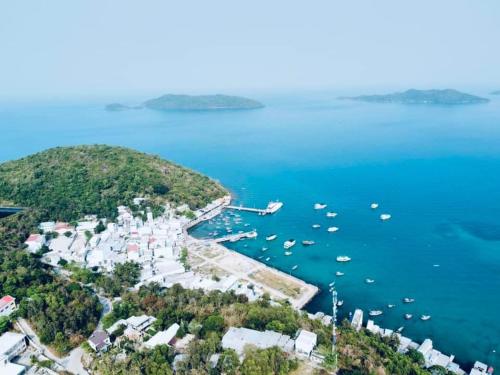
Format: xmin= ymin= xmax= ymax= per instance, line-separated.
xmin=144 ymin=323 xmax=180 ymax=349
xmin=23 ymin=234 xmax=45 ymax=253
xmin=0 ymin=296 xmax=16 ymax=317
xmin=221 ymin=327 xmax=295 ymax=358
xmin=294 ymin=329 xmax=317 ymax=358
xmin=88 ymin=330 xmax=111 ymax=353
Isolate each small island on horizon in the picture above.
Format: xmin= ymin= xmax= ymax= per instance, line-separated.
xmin=339 ymin=88 xmax=489 ymax=105
xmin=490 ymin=90 xmax=500 ymax=95
xmin=106 ymin=94 xmax=264 ymax=112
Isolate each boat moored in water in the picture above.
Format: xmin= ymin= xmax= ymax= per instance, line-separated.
xmin=371 ymin=203 xmax=379 ymax=209
xmin=284 ymin=251 xmax=292 ymax=256
xmin=312 ymin=224 xmax=321 ymax=229
xmin=335 ymin=271 xmax=345 ymax=276
xmin=302 ymin=240 xmax=315 ymax=246
xmin=365 ymin=278 xmax=375 ymax=284
xmin=403 ymin=298 xmax=415 ymax=304
xmin=380 ymin=214 xmax=392 ymax=221
xmin=314 ymin=203 xmax=327 ymax=210
xmin=327 ymin=226 xmax=339 ymax=233
xmin=387 ymin=304 xmax=396 ymax=308
xmin=292 ymin=265 xmax=298 ymax=270
xmin=326 ymin=212 xmax=338 ymax=218
xmin=336 ymin=256 xmax=351 ymax=262
xmin=337 ymin=300 xmax=344 ymax=307
xmin=283 ymin=239 xmax=296 ymax=249
xmin=266 ymin=234 xmax=278 ymax=241
xmin=369 ymin=310 xmax=383 ymax=317
xmin=404 ymin=314 xmax=413 ymax=320
xmin=420 ymin=315 xmax=431 ymax=321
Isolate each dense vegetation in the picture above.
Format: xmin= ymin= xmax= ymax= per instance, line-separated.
xmin=143 ymin=94 xmax=264 ymax=111
xmin=0 ymin=145 xmax=227 ymax=221
xmin=340 ymin=89 xmax=489 ymax=105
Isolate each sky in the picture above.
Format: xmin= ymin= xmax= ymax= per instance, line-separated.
xmin=1 ymin=0 xmax=499 ymax=98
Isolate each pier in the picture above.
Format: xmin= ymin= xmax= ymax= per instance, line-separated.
xmin=226 ymin=201 xmax=283 ymax=215
xmin=213 ymin=231 xmax=258 ymax=243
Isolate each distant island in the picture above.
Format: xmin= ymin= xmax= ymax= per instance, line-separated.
xmin=491 ymin=90 xmax=500 ymax=95
xmin=339 ymin=89 xmax=489 ymax=105
xmin=105 ymin=103 xmax=142 ymax=111
xmin=106 ymin=94 xmax=264 ymax=111
xmin=143 ymin=94 xmax=264 ymax=111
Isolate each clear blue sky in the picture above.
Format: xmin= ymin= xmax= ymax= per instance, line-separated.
xmin=1 ymin=0 xmax=499 ymax=97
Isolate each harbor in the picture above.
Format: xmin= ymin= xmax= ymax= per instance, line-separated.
xmin=225 ymin=200 xmax=283 ymax=215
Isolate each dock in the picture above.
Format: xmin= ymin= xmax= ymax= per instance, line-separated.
xmin=213 ymin=231 xmax=258 ymax=243
xmin=226 ymin=201 xmax=283 ymax=216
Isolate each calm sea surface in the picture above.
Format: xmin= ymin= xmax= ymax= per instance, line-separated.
xmin=1 ymin=91 xmax=500 ymax=368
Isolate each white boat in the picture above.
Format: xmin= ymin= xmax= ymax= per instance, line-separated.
xmin=335 ymin=271 xmax=345 ymax=276
xmin=369 ymin=310 xmax=383 ymax=317
xmin=312 ymin=224 xmax=321 ymax=229
xmin=266 ymin=201 xmax=283 ymax=214
xmin=266 ymin=234 xmax=277 ymax=241
xmin=336 ymin=256 xmax=351 ymax=262
xmin=302 ymin=240 xmax=315 ymax=246
xmin=380 ymin=214 xmax=392 ymax=221
xmin=326 ymin=212 xmax=338 ymax=218
xmin=371 ymin=203 xmax=379 ymax=209
xmin=247 ymin=231 xmax=258 ymax=239
xmin=283 ymin=239 xmax=296 ymax=249
xmin=404 ymin=314 xmax=413 ymax=320
xmin=284 ymin=251 xmax=293 ymax=256
xmin=365 ymin=278 xmax=375 ymax=284
xmin=261 ymin=247 xmax=268 ymax=252
xmin=314 ymin=203 xmax=327 ymax=210
xmin=329 ymin=282 xmax=335 ymax=287
xmin=420 ymin=315 xmax=431 ymax=321
xmin=244 ymin=223 xmax=250 ymax=227
xmin=265 ymin=257 xmax=271 ymax=261
xmin=327 ymin=226 xmax=339 ymax=233
xmin=387 ymin=304 xmax=396 ymax=308
xmin=403 ymin=298 xmax=415 ymax=304
xmin=292 ymin=265 xmax=298 ymax=270
xmin=337 ymin=300 xmax=344 ymax=307
xmin=433 ymin=264 xmax=440 ymax=267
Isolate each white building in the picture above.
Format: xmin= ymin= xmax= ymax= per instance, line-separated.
xmin=24 ymin=234 xmax=45 ymax=253
xmin=0 ymin=332 xmax=26 ymax=361
xmin=294 ymin=329 xmax=317 ymax=358
xmin=0 ymin=356 xmax=25 ymax=375
xmin=351 ymin=309 xmax=363 ymax=331
xmin=470 ymin=361 xmax=492 ymax=375
xmin=0 ymin=296 xmax=16 ymax=317
xmin=144 ymin=323 xmax=180 ymax=349
xmin=38 ymin=221 xmax=55 ymax=233
xmin=88 ymin=330 xmax=111 ymax=352
xmin=221 ymin=327 xmax=294 ymax=358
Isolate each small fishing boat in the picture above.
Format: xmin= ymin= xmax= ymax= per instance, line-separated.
xmin=433 ymin=264 xmax=440 ymax=267
xmin=302 ymin=240 xmax=315 ymax=246
xmin=337 ymin=300 xmax=344 ymax=307
xmin=369 ymin=310 xmax=383 ymax=317
xmin=283 ymin=239 xmax=296 ymax=249
xmin=261 ymin=247 xmax=268 ymax=252
xmin=380 ymin=214 xmax=392 ymax=221
xmin=326 ymin=212 xmax=338 ymax=218
xmin=284 ymin=251 xmax=293 ymax=256
xmin=265 ymin=257 xmax=270 ymax=261
xmin=266 ymin=234 xmax=278 ymax=241
xmin=244 ymin=223 xmax=250 ymax=227
xmin=314 ymin=203 xmax=327 ymax=210
xmin=312 ymin=224 xmax=321 ymax=229
xmin=327 ymin=226 xmax=339 ymax=233
xmin=329 ymin=282 xmax=335 ymax=287
xmin=420 ymin=315 xmax=431 ymax=321
xmin=371 ymin=203 xmax=379 ymax=209
xmin=258 ymin=256 xmax=264 ymax=259
xmin=403 ymin=298 xmax=415 ymax=304
xmin=292 ymin=265 xmax=298 ymax=270
xmin=335 ymin=271 xmax=345 ymax=277
xmin=396 ymin=326 xmax=404 ymax=333
xmin=387 ymin=304 xmax=396 ymax=308
xmin=404 ymin=314 xmax=413 ymax=320
xmin=336 ymin=256 xmax=351 ymax=262
xmin=365 ymin=278 xmax=375 ymax=284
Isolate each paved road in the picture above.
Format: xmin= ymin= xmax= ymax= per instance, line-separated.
xmin=66 ymin=347 xmax=89 ymax=375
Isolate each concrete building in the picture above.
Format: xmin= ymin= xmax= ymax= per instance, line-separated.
xmin=144 ymin=323 xmax=180 ymax=349
xmin=221 ymin=327 xmax=294 ymax=358
xmin=351 ymin=309 xmax=363 ymax=331
xmin=0 ymin=356 xmax=25 ymax=375
xmin=24 ymin=234 xmax=45 ymax=253
xmin=294 ymin=329 xmax=317 ymax=358
xmin=0 ymin=332 xmax=26 ymax=361
xmin=0 ymin=296 xmax=17 ymax=317
xmin=88 ymin=330 xmax=111 ymax=352
xmin=470 ymin=361 xmax=493 ymax=375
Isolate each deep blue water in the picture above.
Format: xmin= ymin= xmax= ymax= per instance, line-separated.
xmin=1 ymin=91 xmax=500 ymax=369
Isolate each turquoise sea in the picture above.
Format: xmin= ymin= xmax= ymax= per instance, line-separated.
xmin=1 ymin=91 xmax=500 ymax=369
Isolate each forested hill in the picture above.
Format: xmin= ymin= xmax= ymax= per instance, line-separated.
xmin=0 ymin=145 xmax=227 ymax=222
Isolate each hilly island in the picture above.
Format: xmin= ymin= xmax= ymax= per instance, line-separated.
xmin=106 ymin=94 xmax=264 ymax=112
xmin=340 ymin=88 xmax=489 ymax=105
xmin=0 ymin=145 xmax=441 ymax=375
